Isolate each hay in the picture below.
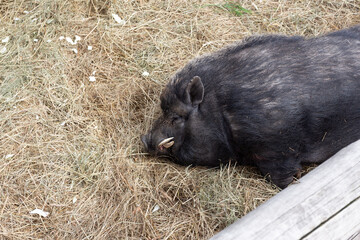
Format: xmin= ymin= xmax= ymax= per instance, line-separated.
xmin=0 ymin=0 xmax=359 ymax=239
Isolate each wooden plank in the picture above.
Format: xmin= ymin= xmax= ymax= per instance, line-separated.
xmin=304 ymin=197 xmax=360 ymax=239
xmin=210 ymin=140 xmax=360 ymax=240
xmin=348 ymin=231 xmax=360 ymax=240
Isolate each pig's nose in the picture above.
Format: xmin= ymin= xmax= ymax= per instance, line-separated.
xmin=141 ymin=134 xmax=149 ymax=152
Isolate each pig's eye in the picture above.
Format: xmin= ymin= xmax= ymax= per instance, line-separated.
xmin=171 ymin=116 xmax=182 ymax=125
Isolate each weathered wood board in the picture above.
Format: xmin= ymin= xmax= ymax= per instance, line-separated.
xmin=348 ymin=231 xmax=360 ymax=240
xmin=304 ymin=197 xmax=360 ymax=239
xmin=210 ymin=139 xmax=360 ymax=240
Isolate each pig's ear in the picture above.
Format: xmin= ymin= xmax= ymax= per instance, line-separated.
xmin=186 ymin=76 xmax=204 ymax=106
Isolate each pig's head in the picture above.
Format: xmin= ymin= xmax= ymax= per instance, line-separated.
xmin=141 ymin=76 xmax=232 ymax=166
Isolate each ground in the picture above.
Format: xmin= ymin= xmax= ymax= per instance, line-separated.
xmin=0 ymin=0 xmax=359 ymax=239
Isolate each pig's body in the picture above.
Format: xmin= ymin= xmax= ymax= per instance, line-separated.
xmin=141 ymin=26 xmax=360 ymax=188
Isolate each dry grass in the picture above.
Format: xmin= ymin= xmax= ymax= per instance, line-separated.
xmin=0 ymin=0 xmax=359 ymax=239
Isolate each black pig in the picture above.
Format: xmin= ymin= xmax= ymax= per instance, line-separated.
xmin=141 ymin=26 xmax=360 ymax=188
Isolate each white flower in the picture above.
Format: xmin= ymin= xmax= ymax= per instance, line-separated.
xmin=87 ymin=45 xmax=93 ymax=50
xmin=142 ymin=71 xmax=150 ymax=77
xmin=34 ymin=39 xmax=38 ymax=42
xmin=0 ymin=46 xmax=6 ymax=54
xmin=71 ymin=48 xmax=78 ymax=54
xmin=59 ymin=36 xmax=65 ymax=40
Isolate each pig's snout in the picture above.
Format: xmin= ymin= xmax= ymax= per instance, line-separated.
xmin=141 ymin=132 xmax=175 ymax=154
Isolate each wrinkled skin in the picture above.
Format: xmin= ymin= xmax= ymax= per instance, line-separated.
xmin=141 ymin=25 xmax=360 ymax=189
